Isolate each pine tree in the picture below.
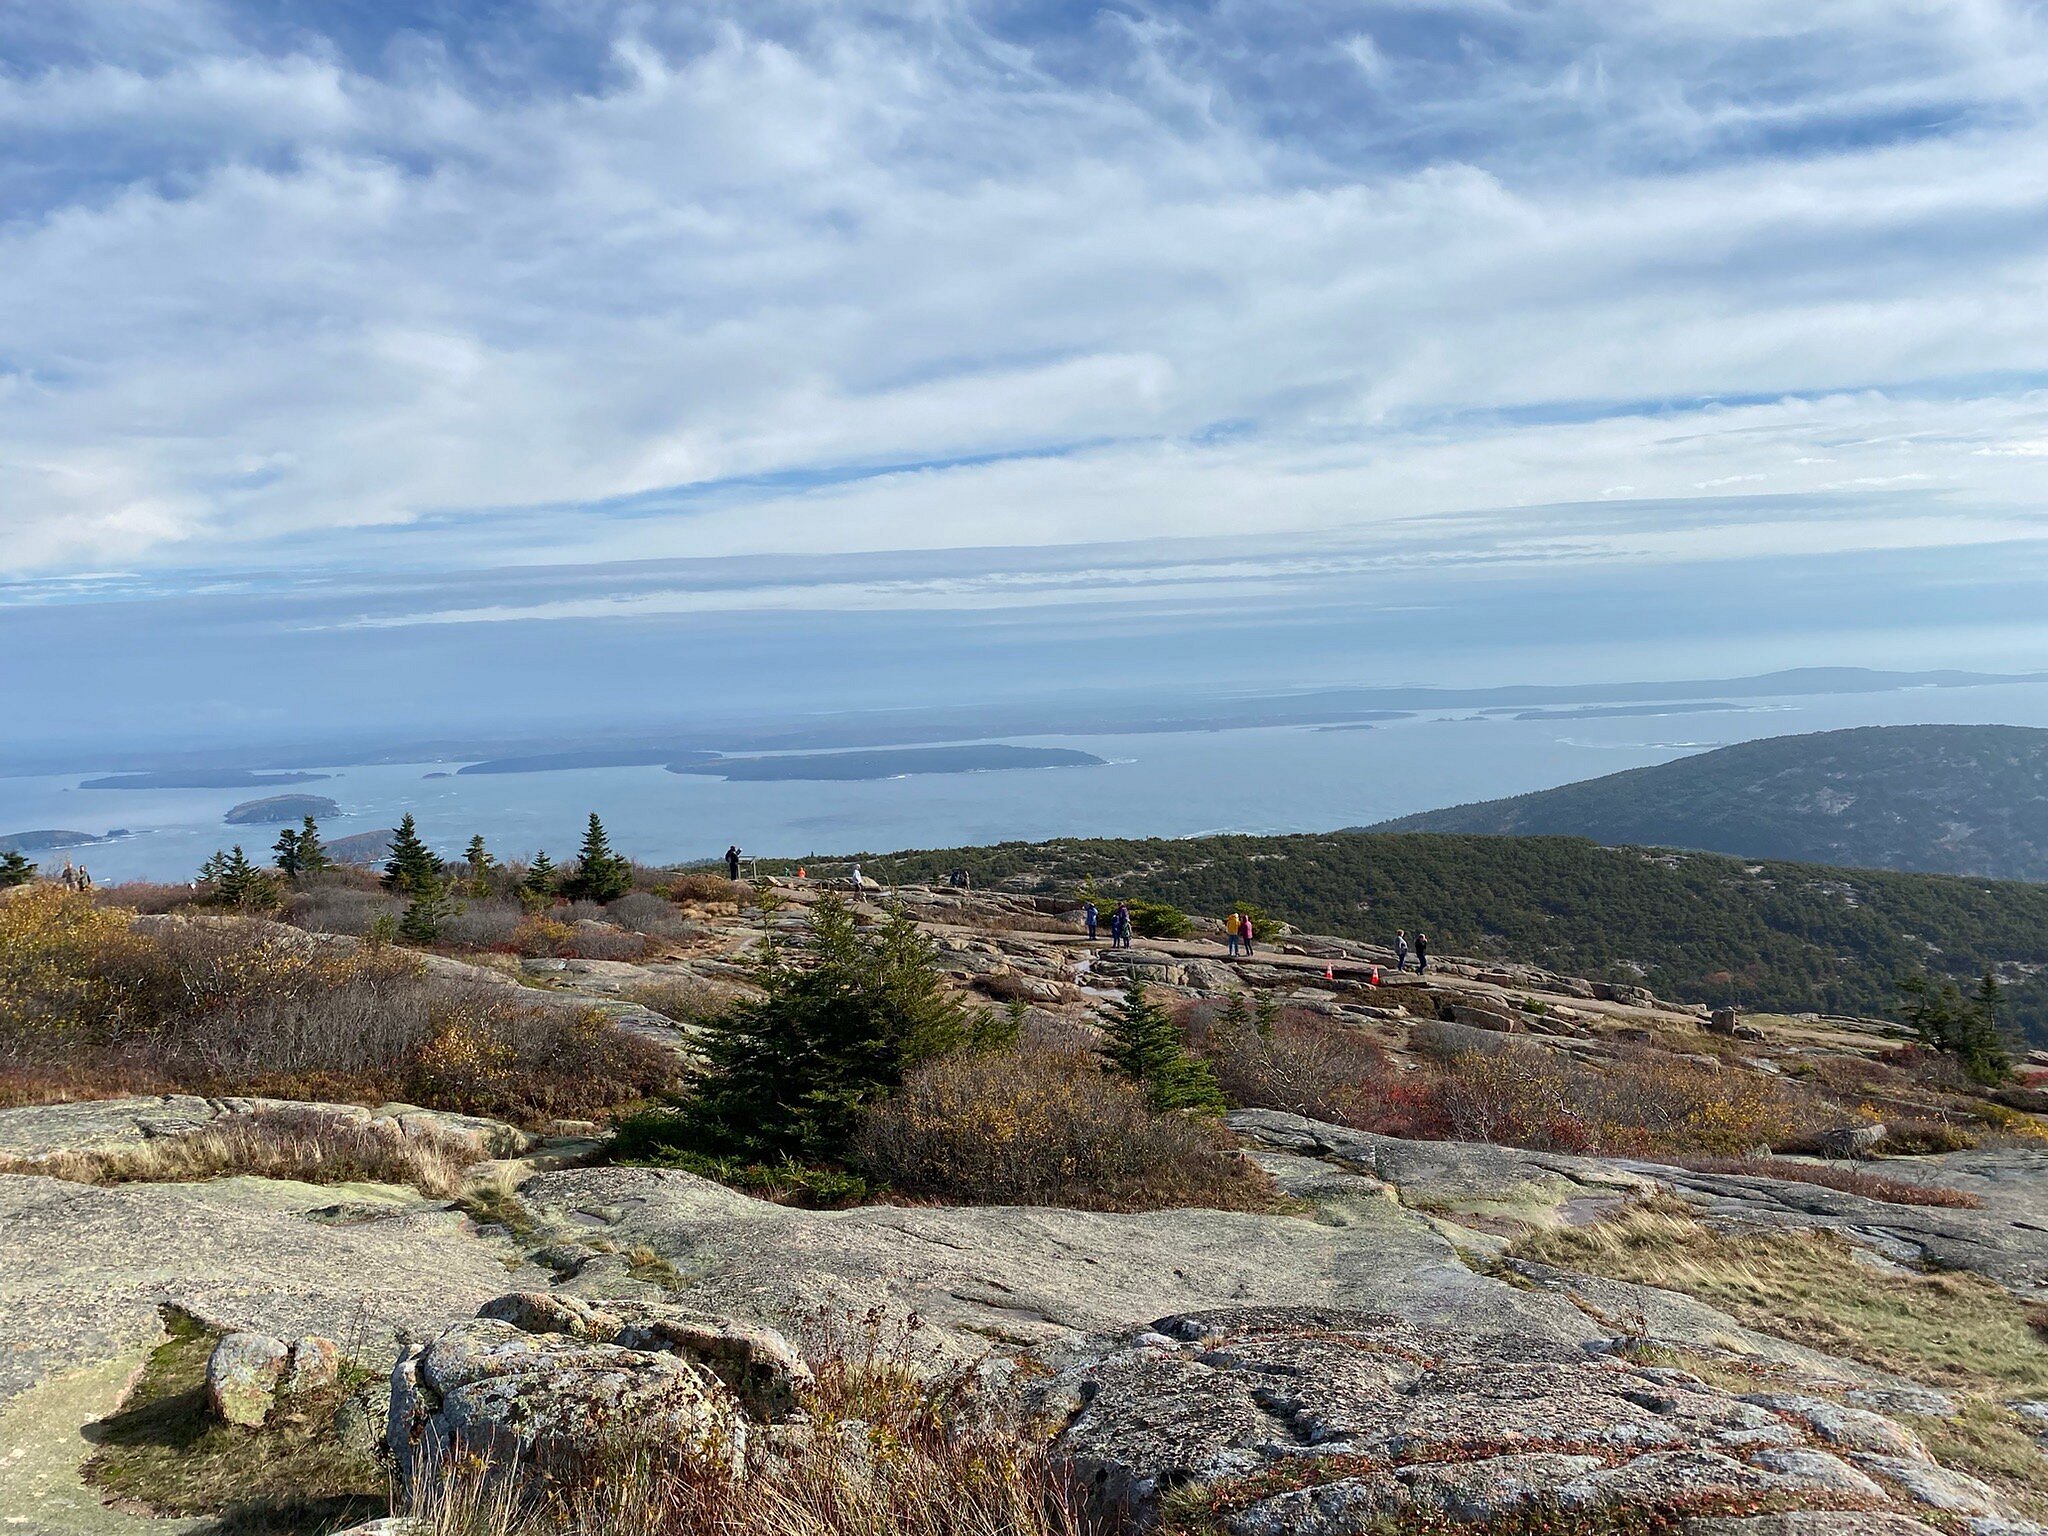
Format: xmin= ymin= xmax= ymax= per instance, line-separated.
xmin=272 ymin=824 xmax=302 ymax=877
xmin=214 ymin=846 xmax=275 ymax=909
xmin=1898 ymin=973 xmax=2013 ymax=1085
xmin=676 ymin=895 xmax=989 ymax=1159
xmin=198 ymin=850 xmax=228 ymax=884
xmin=382 ymin=814 xmax=440 ymax=898
xmin=400 ymin=882 xmax=453 ymax=944
xmin=0 ymin=850 xmax=36 ymax=888
xmin=1102 ymin=979 xmax=1226 ymax=1113
xmin=463 ymin=834 xmax=495 ymax=896
xmin=295 ymin=816 xmax=331 ymax=874
xmin=563 ymin=813 xmax=632 ymax=903
xmin=521 ymin=851 xmax=557 ymax=908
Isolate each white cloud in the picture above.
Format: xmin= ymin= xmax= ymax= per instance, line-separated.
xmin=2 ymin=1 xmax=2048 ymax=575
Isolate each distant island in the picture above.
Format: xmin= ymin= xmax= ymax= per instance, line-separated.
xmin=80 ymin=770 xmax=329 ymax=791
xmin=224 ymin=794 xmax=341 ymax=826
xmin=324 ymin=829 xmax=396 ymax=865
xmin=671 ymin=744 xmax=1107 ymax=782
xmin=1374 ymin=723 xmax=2048 ymax=881
xmin=1511 ymin=702 xmax=1748 ymax=722
xmin=0 ymin=828 xmax=127 ymax=854
xmin=459 ymin=749 xmax=717 ymax=775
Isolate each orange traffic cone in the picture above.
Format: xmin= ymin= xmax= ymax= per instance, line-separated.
xmin=1369 ymin=966 xmax=1381 ymax=986
xmin=1324 ymin=964 xmax=1335 ymax=981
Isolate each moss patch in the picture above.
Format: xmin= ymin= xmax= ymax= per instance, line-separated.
xmin=1510 ymin=1201 xmax=2048 ymax=1395
xmin=83 ymin=1312 xmax=384 ymax=1535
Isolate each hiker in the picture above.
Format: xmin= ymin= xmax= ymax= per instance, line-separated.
xmin=75 ymin=865 xmax=91 ymax=891
xmin=1414 ymin=932 xmax=1429 ymax=975
xmin=1083 ymin=901 xmax=1099 ymax=943
xmin=849 ymin=862 xmax=866 ymax=896
xmin=1112 ymin=900 xmax=1132 ymax=948
xmin=1225 ymin=910 xmax=1243 ymax=957
xmin=1394 ymin=930 xmax=1410 ymax=973
xmin=58 ymin=859 xmax=76 ymax=891
xmin=1238 ymin=911 xmax=1255 ymax=958
xmin=725 ymin=845 xmax=742 ymax=881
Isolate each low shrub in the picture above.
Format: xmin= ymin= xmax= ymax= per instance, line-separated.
xmin=437 ymin=901 xmax=526 ymax=949
xmin=1190 ymin=1002 xmax=1395 ymax=1124
xmin=851 ymin=1045 xmax=1278 ymax=1212
xmin=1126 ymin=899 xmax=1191 ymax=941
xmin=559 ymin=923 xmax=649 ymax=961
xmin=284 ymin=885 xmax=404 ymax=937
xmin=606 ymin=1125 xmax=872 ymax=1208
xmin=0 ymin=889 xmax=681 ymax=1125
xmin=667 ymin=873 xmax=746 ymax=905
xmin=605 ymin=891 xmax=687 ymax=936
xmin=1880 ymin=1117 xmax=1981 ymax=1154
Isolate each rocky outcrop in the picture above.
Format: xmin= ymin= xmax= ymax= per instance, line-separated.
xmin=1042 ymin=1308 xmax=1997 ymax=1532
xmin=387 ymin=1293 xmax=809 ymax=1494
xmin=204 ymin=1331 xmax=341 ymax=1426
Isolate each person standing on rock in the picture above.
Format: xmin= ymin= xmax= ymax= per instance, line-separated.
xmin=1413 ymin=932 xmax=1429 ymax=975
xmin=1225 ymin=910 xmax=1244 ymax=958
xmin=1238 ymin=911 xmax=1256 ymax=958
xmin=1113 ymin=900 xmax=1132 ymax=948
xmin=725 ymin=845 xmax=742 ymax=881
xmin=1395 ymin=930 xmax=1410 ymax=972
xmin=849 ymin=862 xmax=866 ymax=897
xmin=1084 ymin=901 xmax=1099 ymax=943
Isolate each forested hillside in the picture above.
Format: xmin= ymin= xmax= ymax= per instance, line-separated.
xmin=1374 ymin=724 xmax=2048 ymax=881
xmin=839 ymin=831 xmax=2048 ymax=1043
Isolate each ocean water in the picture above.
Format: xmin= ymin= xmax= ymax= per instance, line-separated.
xmin=11 ymin=679 xmax=2048 ymax=883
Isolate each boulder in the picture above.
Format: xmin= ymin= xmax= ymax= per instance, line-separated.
xmin=477 ymin=1292 xmax=812 ymax=1419
xmin=1815 ymin=1124 xmax=1887 ymax=1161
xmin=389 ymin=1318 xmax=746 ymax=1494
xmin=206 ymin=1331 xmax=289 ymax=1427
xmin=1450 ymin=1002 xmax=1522 ymax=1033
xmin=1709 ymin=1008 xmax=1741 ymax=1035
xmin=283 ymin=1334 xmax=341 ymax=1396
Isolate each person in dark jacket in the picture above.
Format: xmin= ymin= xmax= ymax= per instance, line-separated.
xmin=1084 ymin=901 xmax=1099 ymax=943
xmin=1394 ymin=930 xmax=1410 ymax=972
xmin=1112 ymin=901 xmax=1132 ymax=948
xmin=1413 ymin=932 xmax=1430 ymax=974
xmin=725 ymin=845 xmax=742 ymax=881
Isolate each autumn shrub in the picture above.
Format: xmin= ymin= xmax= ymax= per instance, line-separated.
xmin=438 ymin=901 xmax=526 ymax=949
xmin=511 ymin=916 xmax=577 ymax=956
xmin=1668 ymin=1156 xmax=1981 ymax=1209
xmin=560 ymin=923 xmax=650 ymax=961
xmin=1879 ymin=1117 xmax=1981 ymax=1154
xmin=0 ymin=889 xmax=679 ymax=1124
xmin=605 ymin=892 xmax=687 ymax=937
xmin=1188 ymin=1001 xmax=1395 ymax=1124
xmin=851 ymin=1044 xmax=1277 ymax=1212
xmin=284 ymin=885 xmax=404 ymax=937
xmin=667 ymin=873 xmax=746 ymax=905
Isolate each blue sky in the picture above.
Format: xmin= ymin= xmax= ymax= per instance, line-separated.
xmin=3 ymin=2 xmax=2048 ymax=755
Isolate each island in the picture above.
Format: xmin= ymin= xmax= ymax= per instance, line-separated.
xmin=324 ymin=829 xmax=397 ymax=865
xmin=79 ymin=770 xmax=330 ymax=790
xmin=0 ymin=829 xmax=124 ymax=854
xmin=458 ymin=748 xmax=715 ymax=775
xmin=670 ymin=744 xmax=1107 ymax=782
xmin=224 ymin=794 xmax=342 ymax=826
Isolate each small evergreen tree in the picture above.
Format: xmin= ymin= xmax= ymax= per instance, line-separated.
xmin=198 ymin=850 xmax=228 ymax=885
xmin=382 ymin=814 xmax=440 ymax=898
xmin=521 ymin=851 xmax=557 ymax=909
xmin=272 ymin=824 xmax=302 ymax=877
xmin=400 ymin=881 xmax=454 ymax=944
xmin=1898 ymin=972 xmax=2013 ymax=1085
xmin=214 ymin=846 xmax=276 ymax=910
xmin=671 ymin=895 xmax=995 ymax=1159
xmin=563 ymin=813 xmax=632 ymax=902
xmin=1102 ymin=979 xmax=1225 ymax=1112
xmin=0 ymin=850 xmax=35 ymax=888
xmin=463 ymin=835 xmax=495 ymax=896
xmin=295 ymin=816 xmax=331 ymax=874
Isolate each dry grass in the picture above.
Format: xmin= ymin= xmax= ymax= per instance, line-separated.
xmin=84 ymin=1311 xmax=383 ymax=1534
xmin=1907 ymin=1400 xmax=2048 ymax=1520
xmin=403 ymin=1310 xmax=1105 ymax=1536
xmin=0 ymin=1107 xmax=486 ymax=1196
xmin=852 ymin=1045 xmax=1279 ymax=1213
xmin=1667 ymin=1156 xmax=1982 ymax=1209
xmin=1511 ymin=1200 xmax=2048 ymax=1394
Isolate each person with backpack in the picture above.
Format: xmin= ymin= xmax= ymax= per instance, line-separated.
xmin=1084 ymin=901 xmax=1100 ymax=943
xmin=1414 ymin=932 xmax=1430 ymax=975
xmin=1225 ymin=910 xmax=1244 ymax=958
xmin=1394 ymin=930 xmax=1410 ymax=972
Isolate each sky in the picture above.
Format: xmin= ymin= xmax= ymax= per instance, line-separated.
xmin=4 ymin=1 xmax=2048 ymax=759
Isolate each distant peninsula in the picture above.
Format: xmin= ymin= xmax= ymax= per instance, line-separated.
xmin=224 ymin=794 xmax=341 ymax=825
xmin=0 ymin=828 xmax=126 ymax=854
xmin=458 ymin=748 xmax=717 ymax=775
xmin=671 ymin=745 xmax=1106 ymax=782
xmin=1511 ymin=702 xmax=1749 ymax=722
xmin=80 ymin=770 xmax=330 ymax=791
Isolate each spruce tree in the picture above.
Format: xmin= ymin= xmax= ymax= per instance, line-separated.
xmin=215 ymin=846 xmax=275 ymax=909
xmin=295 ymin=816 xmax=331 ymax=874
xmin=564 ymin=813 xmax=632 ymax=902
xmin=400 ymin=882 xmax=453 ymax=944
xmin=677 ymin=895 xmax=989 ymax=1159
xmin=382 ymin=814 xmax=440 ymax=897
xmin=0 ymin=850 xmax=35 ymax=888
xmin=1102 ymin=979 xmax=1226 ymax=1113
xmin=198 ymin=850 xmax=228 ymax=885
xmin=272 ymin=824 xmax=302 ymax=877
xmin=463 ymin=834 xmax=495 ymax=897
xmin=522 ymin=851 xmax=557 ymax=907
